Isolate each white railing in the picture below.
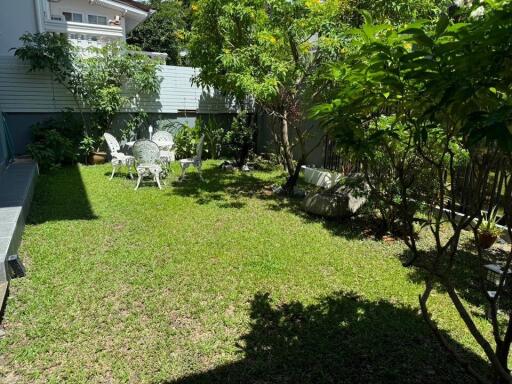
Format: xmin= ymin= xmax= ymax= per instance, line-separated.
xmin=44 ymin=20 xmax=124 ymax=39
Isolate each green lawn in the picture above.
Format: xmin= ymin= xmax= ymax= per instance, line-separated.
xmin=0 ymin=161 xmax=491 ymax=383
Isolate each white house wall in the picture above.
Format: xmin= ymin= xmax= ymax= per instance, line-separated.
xmin=0 ymin=1 xmax=39 ymax=56
xmin=0 ymin=0 xmax=149 ymax=56
xmin=0 ymin=56 xmax=234 ymax=114
xmin=47 ymin=0 xmax=126 ymax=35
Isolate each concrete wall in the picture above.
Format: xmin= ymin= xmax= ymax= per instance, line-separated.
xmin=256 ymin=112 xmax=326 ymax=168
xmin=3 ymin=111 xmax=238 ymax=156
xmin=3 ymin=112 xmax=61 ymax=155
xmin=0 ymin=115 xmax=10 ymax=170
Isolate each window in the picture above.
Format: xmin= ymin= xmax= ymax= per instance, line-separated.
xmin=63 ymin=12 xmax=83 ymax=23
xmin=87 ymin=15 xmax=107 ymax=25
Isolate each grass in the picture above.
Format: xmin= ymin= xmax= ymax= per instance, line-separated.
xmin=0 ymin=161 xmax=494 ymax=383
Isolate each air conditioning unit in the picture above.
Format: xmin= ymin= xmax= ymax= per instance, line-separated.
xmin=109 ymin=15 xmax=121 ymax=25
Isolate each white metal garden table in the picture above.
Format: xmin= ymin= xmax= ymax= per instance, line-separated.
xmin=125 ymin=140 xmax=173 ymax=150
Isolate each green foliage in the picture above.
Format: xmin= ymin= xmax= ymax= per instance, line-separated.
xmin=26 ymin=113 xmax=82 ymax=171
xmin=189 ymin=0 xmax=446 ymax=188
xmin=174 ymin=121 xmax=200 ymax=159
xmin=224 ymin=110 xmax=255 ymax=165
xmin=78 ymin=42 xmax=161 ymax=142
xmin=201 ymin=118 xmax=225 ymax=159
xmin=78 ymin=135 xmax=96 ymax=158
xmin=14 ymin=33 xmax=77 ymax=85
xmin=155 ymin=119 xmax=186 ymax=137
xmin=174 ymin=118 xmax=229 ymax=160
xmin=313 ymin=0 xmax=512 ymax=166
xmin=14 ymin=33 xmax=84 ymax=103
xmin=189 ymin=0 xmax=355 ymax=185
xmin=346 ymin=0 xmax=450 ymax=25
xmin=313 ymin=1 xmax=512 ymax=379
xmin=15 ymin=35 xmax=161 ymax=152
xmin=122 ymin=112 xmax=149 ymax=141
xmin=190 ymin=0 xmax=348 ymax=102
xmin=127 ymin=0 xmax=191 ymax=65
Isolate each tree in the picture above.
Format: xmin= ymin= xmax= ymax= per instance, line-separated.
xmin=14 ymin=33 xmax=87 ymax=126
xmin=78 ymin=42 xmax=161 ymax=142
xmin=15 ymin=34 xmax=161 ymax=153
xmin=127 ymin=0 xmax=191 ymax=65
xmin=189 ymin=0 xmax=351 ymax=192
xmin=189 ymin=0 xmax=449 ymax=193
xmin=313 ymin=1 xmax=512 ymax=382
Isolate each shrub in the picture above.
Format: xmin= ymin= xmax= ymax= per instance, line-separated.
xmin=201 ymin=118 xmax=225 ymax=160
xmin=224 ymin=110 xmax=255 ymax=166
xmin=174 ymin=122 xmax=199 ymax=159
xmin=27 ymin=114 xmax=82 ymax=171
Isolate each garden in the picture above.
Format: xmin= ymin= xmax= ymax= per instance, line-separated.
xmin=0 ymin=162 xmax=492 ymax=383
xmin=2 ymin=0 xmax=512 ymax=383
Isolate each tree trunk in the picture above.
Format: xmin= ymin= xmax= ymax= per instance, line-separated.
xmin=238 ymin=142 xmax=250 ymax=167
xmin=496 ymin=321 xmax=512 ymax=384
xmin=282 ymin=158 xmax=304 ymax=195
xmin=280 ymin=111 xmax=295 ymax=177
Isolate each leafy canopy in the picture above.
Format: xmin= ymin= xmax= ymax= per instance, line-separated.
xmin=189 ymin=0 xmax=353 ymax=103
xmin=127 ymin=0 xmax=191 ymax=65
xmin=313 ymin=0 xmax=512 ymax=152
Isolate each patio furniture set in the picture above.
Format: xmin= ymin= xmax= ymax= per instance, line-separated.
xmin=103 ymin=131 xmax=205 ymax=190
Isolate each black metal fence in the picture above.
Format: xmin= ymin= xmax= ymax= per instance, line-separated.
xmin=323 ymin=136 xmax=361 ymax=175
xmin=451 ymin=160 xmax=511 ymax=222
xmin=323 ymin=135 xmax=511 ymax=219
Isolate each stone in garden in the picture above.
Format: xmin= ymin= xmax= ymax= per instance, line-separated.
xmin=302 ymin=176 xmax=368 ymax=218
xmin=293 ymin=188 xmax=306 ymax=198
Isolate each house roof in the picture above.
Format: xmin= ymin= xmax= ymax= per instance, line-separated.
xmin=112 ymin=0 xmax=151 ymax=12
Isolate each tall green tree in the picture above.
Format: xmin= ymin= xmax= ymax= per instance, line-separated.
xmin=127 ymin=0 xmax=190 ymax=65
xmin=15 ymin=35 xmax=160 ymax=151
xmin=313 ymin=1 xmax=512 ymax=382
xmin=190 ymin=0 xmax=355 ymax=191
xmin=189 ymin=0 xmax=448 ymax=192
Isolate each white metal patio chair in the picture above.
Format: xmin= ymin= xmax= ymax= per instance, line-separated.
xmin=152 ymin=130 xmax=175 ymax=168
xmin=132 ymin=140 xmax=163 ymax=190
xmin=104 ymin=132 xmax=134 ymax=180
xmin=179 ymin=135 xmax=205 ymax=181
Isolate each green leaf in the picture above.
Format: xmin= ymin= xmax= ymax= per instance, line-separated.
xmin=399 ymin=28 xmax=433 ymax=47
xmin=435 ymin=13 xmax=449 ymax=37
xmin=360 ymin=10 xmax=373 ymax=26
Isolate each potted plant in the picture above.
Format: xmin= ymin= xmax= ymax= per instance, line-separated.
xmin=477 ymin=207 xmax=502 ymax=249
xmin=80 ymin=135 xmax=107 ymax=165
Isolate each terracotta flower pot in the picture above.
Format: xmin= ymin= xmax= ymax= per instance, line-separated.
xmin=478 ymin=232 xmax=498 ymax=249
xmin=87 ymin=151 xmax=107 ymax=165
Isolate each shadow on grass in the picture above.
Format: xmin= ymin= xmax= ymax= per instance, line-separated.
xmin=169 ymin=165 xmax=371 ymax=241
xmin=162 ymin=290 xmax=486 ymax=384
xmin=398 ymin=241 xmax=493 ymax=310
xmin=169 ymin=166 xmax=278 ymax=209
xmin=27 ymin=165 xmax=97 ymax=224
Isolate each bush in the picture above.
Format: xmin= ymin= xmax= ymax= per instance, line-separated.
xmin=26 ymin=114 xmax=82 ymax=171
xmin=201 ymin=118 xmax=225 ymax=160
xmin=174 ymin=122 xmax=199 ymax=159
xmin=224 ymin=110 xmax=255 ymax=166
